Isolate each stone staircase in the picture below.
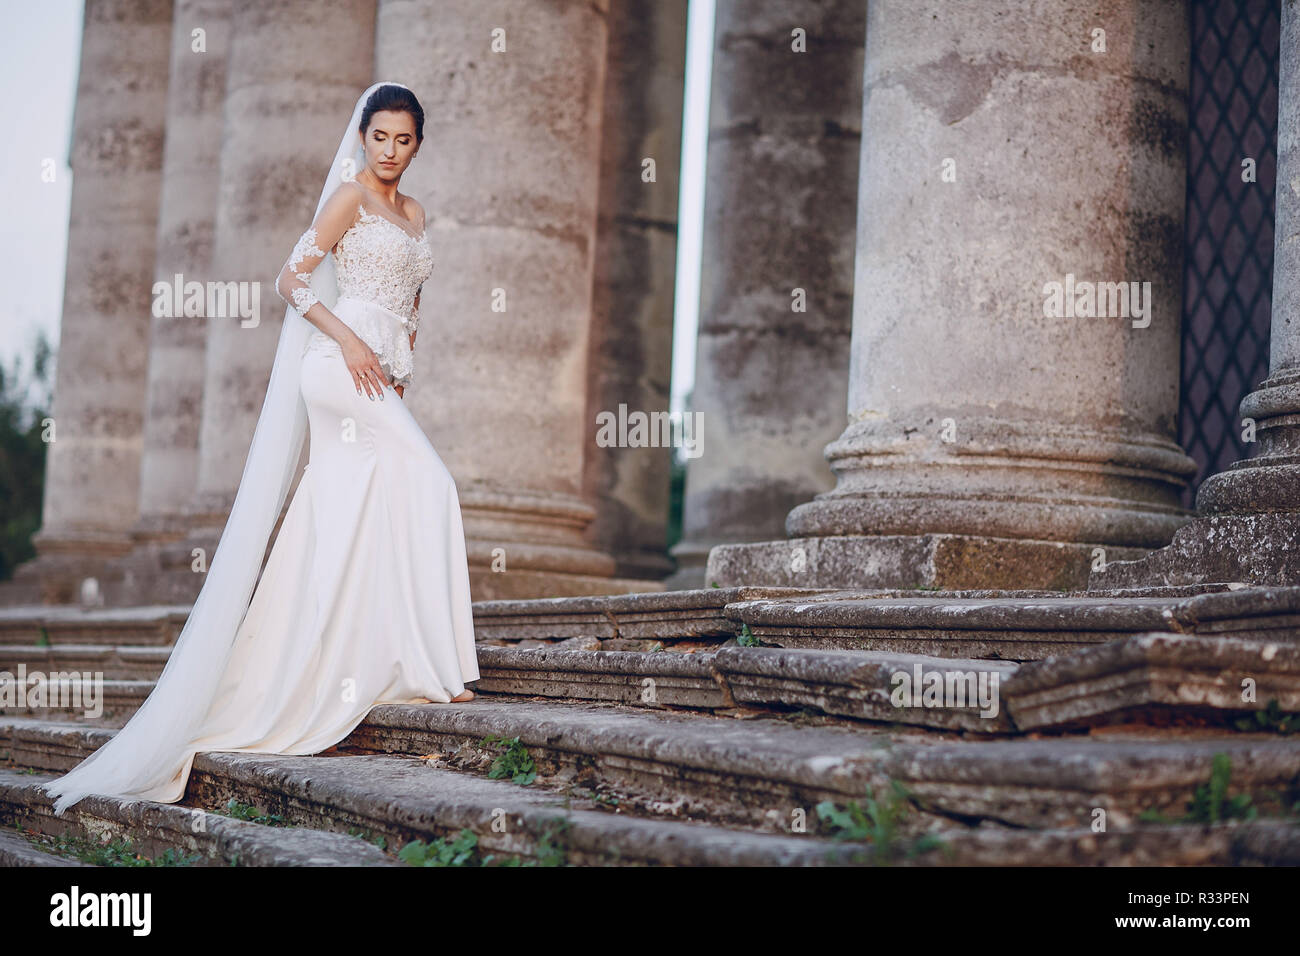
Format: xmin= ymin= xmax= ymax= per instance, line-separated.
xmin=2 ymin=586 xmax=1299 ymax=866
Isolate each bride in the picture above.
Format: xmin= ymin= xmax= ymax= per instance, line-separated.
xmin=41 ymin=82 xmax=479 ymax=816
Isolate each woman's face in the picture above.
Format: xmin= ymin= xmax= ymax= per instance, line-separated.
xmin=359 ymin=110 xmax=419 ymax=183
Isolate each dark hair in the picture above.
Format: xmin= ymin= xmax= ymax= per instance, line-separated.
xmin=359 ymin=84 xmax=424 ymax=144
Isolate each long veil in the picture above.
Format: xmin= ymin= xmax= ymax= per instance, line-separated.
xmin=41 ymin=81 xmax=409 ymax=816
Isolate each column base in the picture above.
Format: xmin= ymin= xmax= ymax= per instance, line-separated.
xmin=128 ymin=510 xmax=202 ymax=545
xmin=467 ymin=567 xmax=667 ymax=600
xmin=1088 ymin=513 xmax=1300 ymax=590
xmin=663 ymin=539 xmax=720 ymax=590
xmin=10 ymin=529 xmax=136 ymax=606
xmin=707 ymin=534 xmax=1150 ymax=591
xmin=1195 ymin=458 xmax=1300 ymax=514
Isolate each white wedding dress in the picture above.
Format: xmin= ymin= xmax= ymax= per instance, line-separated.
xmin=42 ymin=188 xmax=480 ymax=810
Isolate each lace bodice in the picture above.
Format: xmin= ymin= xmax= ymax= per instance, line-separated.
xmin=334 ymin=205 xmax=433 ymax=321
xmin=275 ymin=190 xmax=434 ymax=389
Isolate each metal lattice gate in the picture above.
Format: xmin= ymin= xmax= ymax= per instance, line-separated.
xmin=1179 ymin=0 xmax=1280 ymax=508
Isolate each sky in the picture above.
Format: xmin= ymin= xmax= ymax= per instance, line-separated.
xmin=0 ymin=0 xmax=711 ymax=416
xmin=673 ymin=0 xmax=714 ymax=415
xmin=0 ymin=0 xmax=82 ymax=402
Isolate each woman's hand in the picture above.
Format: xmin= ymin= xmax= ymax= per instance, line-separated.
xmin=340 ymin=332 xmax=389 ymax=400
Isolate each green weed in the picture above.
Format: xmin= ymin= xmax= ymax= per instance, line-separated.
xmin=218 ymin=798 xmax=290 ymax=826
xmin=1138 ymin=753 xmax=1258 ymax=824
xmin=1235 ymin=699 xmax=1300 ymax=734
xmin=816 ymin=780 xmax=948 ymax=865
xmin=480 ymin=734 xmax=538 ymax=785
xmin=35 ymin=831 xmax=200 ymax=867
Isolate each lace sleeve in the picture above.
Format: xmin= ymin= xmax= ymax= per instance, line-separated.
xmin=408 ymin=285 xmax=422 ymax=335
xmin=275 ymin=230 xmax=327 ymax=319
xmin=405 ymin=204 xmax=427 ymax=337
xmin=274 ymin=182 xmax=363 ymax=320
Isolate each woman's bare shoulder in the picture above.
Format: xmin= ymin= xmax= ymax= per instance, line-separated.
xmin=399 ymin=194 xmax=426 ymax=227
xmin=306 ymin=181 xmax=364 ymax=250
xmin=333 ymin=179 xmax=367 ymax=203
xmin=313 ymin=180 xmax=365 ymax=218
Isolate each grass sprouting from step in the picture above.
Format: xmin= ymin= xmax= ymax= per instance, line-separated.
xmin=11 ymin=823 xmax=200 ymax=867
xmin=1137 ymin=752 xmax=1300 ymax=824
xmin=1234 ymin=699 xmax=1300 ymax=734
xmin=816 ymin=780 xmax=949 ymax=865
xmin=1181 ymin=753 xmax=1257 ymax=823
xmin=399 ymin=828 xmax=483 ymax=866
xmin=398 ymin=817 xmax=571 ymax=867
xmin=480 ymin=734 xmax=537 ymax=785
xmin=347 ymin=827 xmax=388 ymax=851
xmin=531 ymin=817 xmax=572 ymax=866
xmin=214 ymin=798 xmax=293 ymax=827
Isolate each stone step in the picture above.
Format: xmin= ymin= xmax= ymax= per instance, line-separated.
xmin=1 ymin=711 xmax=942 ymax=838
xmin=0 ymin=824 xmax=93 ymax=866
xmin=0 ymin=717 xmax=115 ymax=769
xmin=482 ymin=636 xmax=1300 ymax=732
xmin=0 ymin=678 xmax=151 ymax=727
xmin=9 ymin=700 xmax=1300 ymax=834
xmin=183 ymin=748 xmax=882 ymax=866
xmin=0 ymin=585 xmax=826 ymax=653
xmin=5 ymin=722 xmax=1298 ymax=865
xmin=0 ymin=768 xmax=400 ymax=866
xmin=1005 ymin=632 xmax=1300 ymax=730
xmin=898 ymin=819 xmax=1300 ymax=865
xmin=0 ymin=642 xmax=1019 ymax=733
xmin=7 ymin=631 xmax=1298 ymax=741
xmin=0 ymin=605 xmax=189 ymax=647
xmin=472 ymin=586 xmax=834 ymax=648
xmin=8 ymin=585 xmax=1298 ymax=663
xmin=343 ymin=699 xmax=953 ymax=834
xmin=0 ymin=644 xmax=171 ymax=681
xmin=725 ymin=585 xmax=1300 ymax=660
xmin=475 ymin=644 xmax=1017 ymax=732
xmin=341 ymin=699 xmax=1300 ymax=831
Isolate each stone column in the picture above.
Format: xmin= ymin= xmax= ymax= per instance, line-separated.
xmin=375 ymin=0 xmax=632 ymax=599
xmin=710 ymin=0 xmax=1198 ymax=591
xmin=582 ymin=0 xmax=688 ymax=582
xmin=190 ymin=0 xmax=376 ymax=530
xmin=1091 ymin=0 xmax=1300 ymax=589
xmin=22 ymin=0 xmax=174 ymax=604
xmin=670 ymin=0 xmax=863 ymax=588
xmin=133 ymin=0 xmax=233 ymax=544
